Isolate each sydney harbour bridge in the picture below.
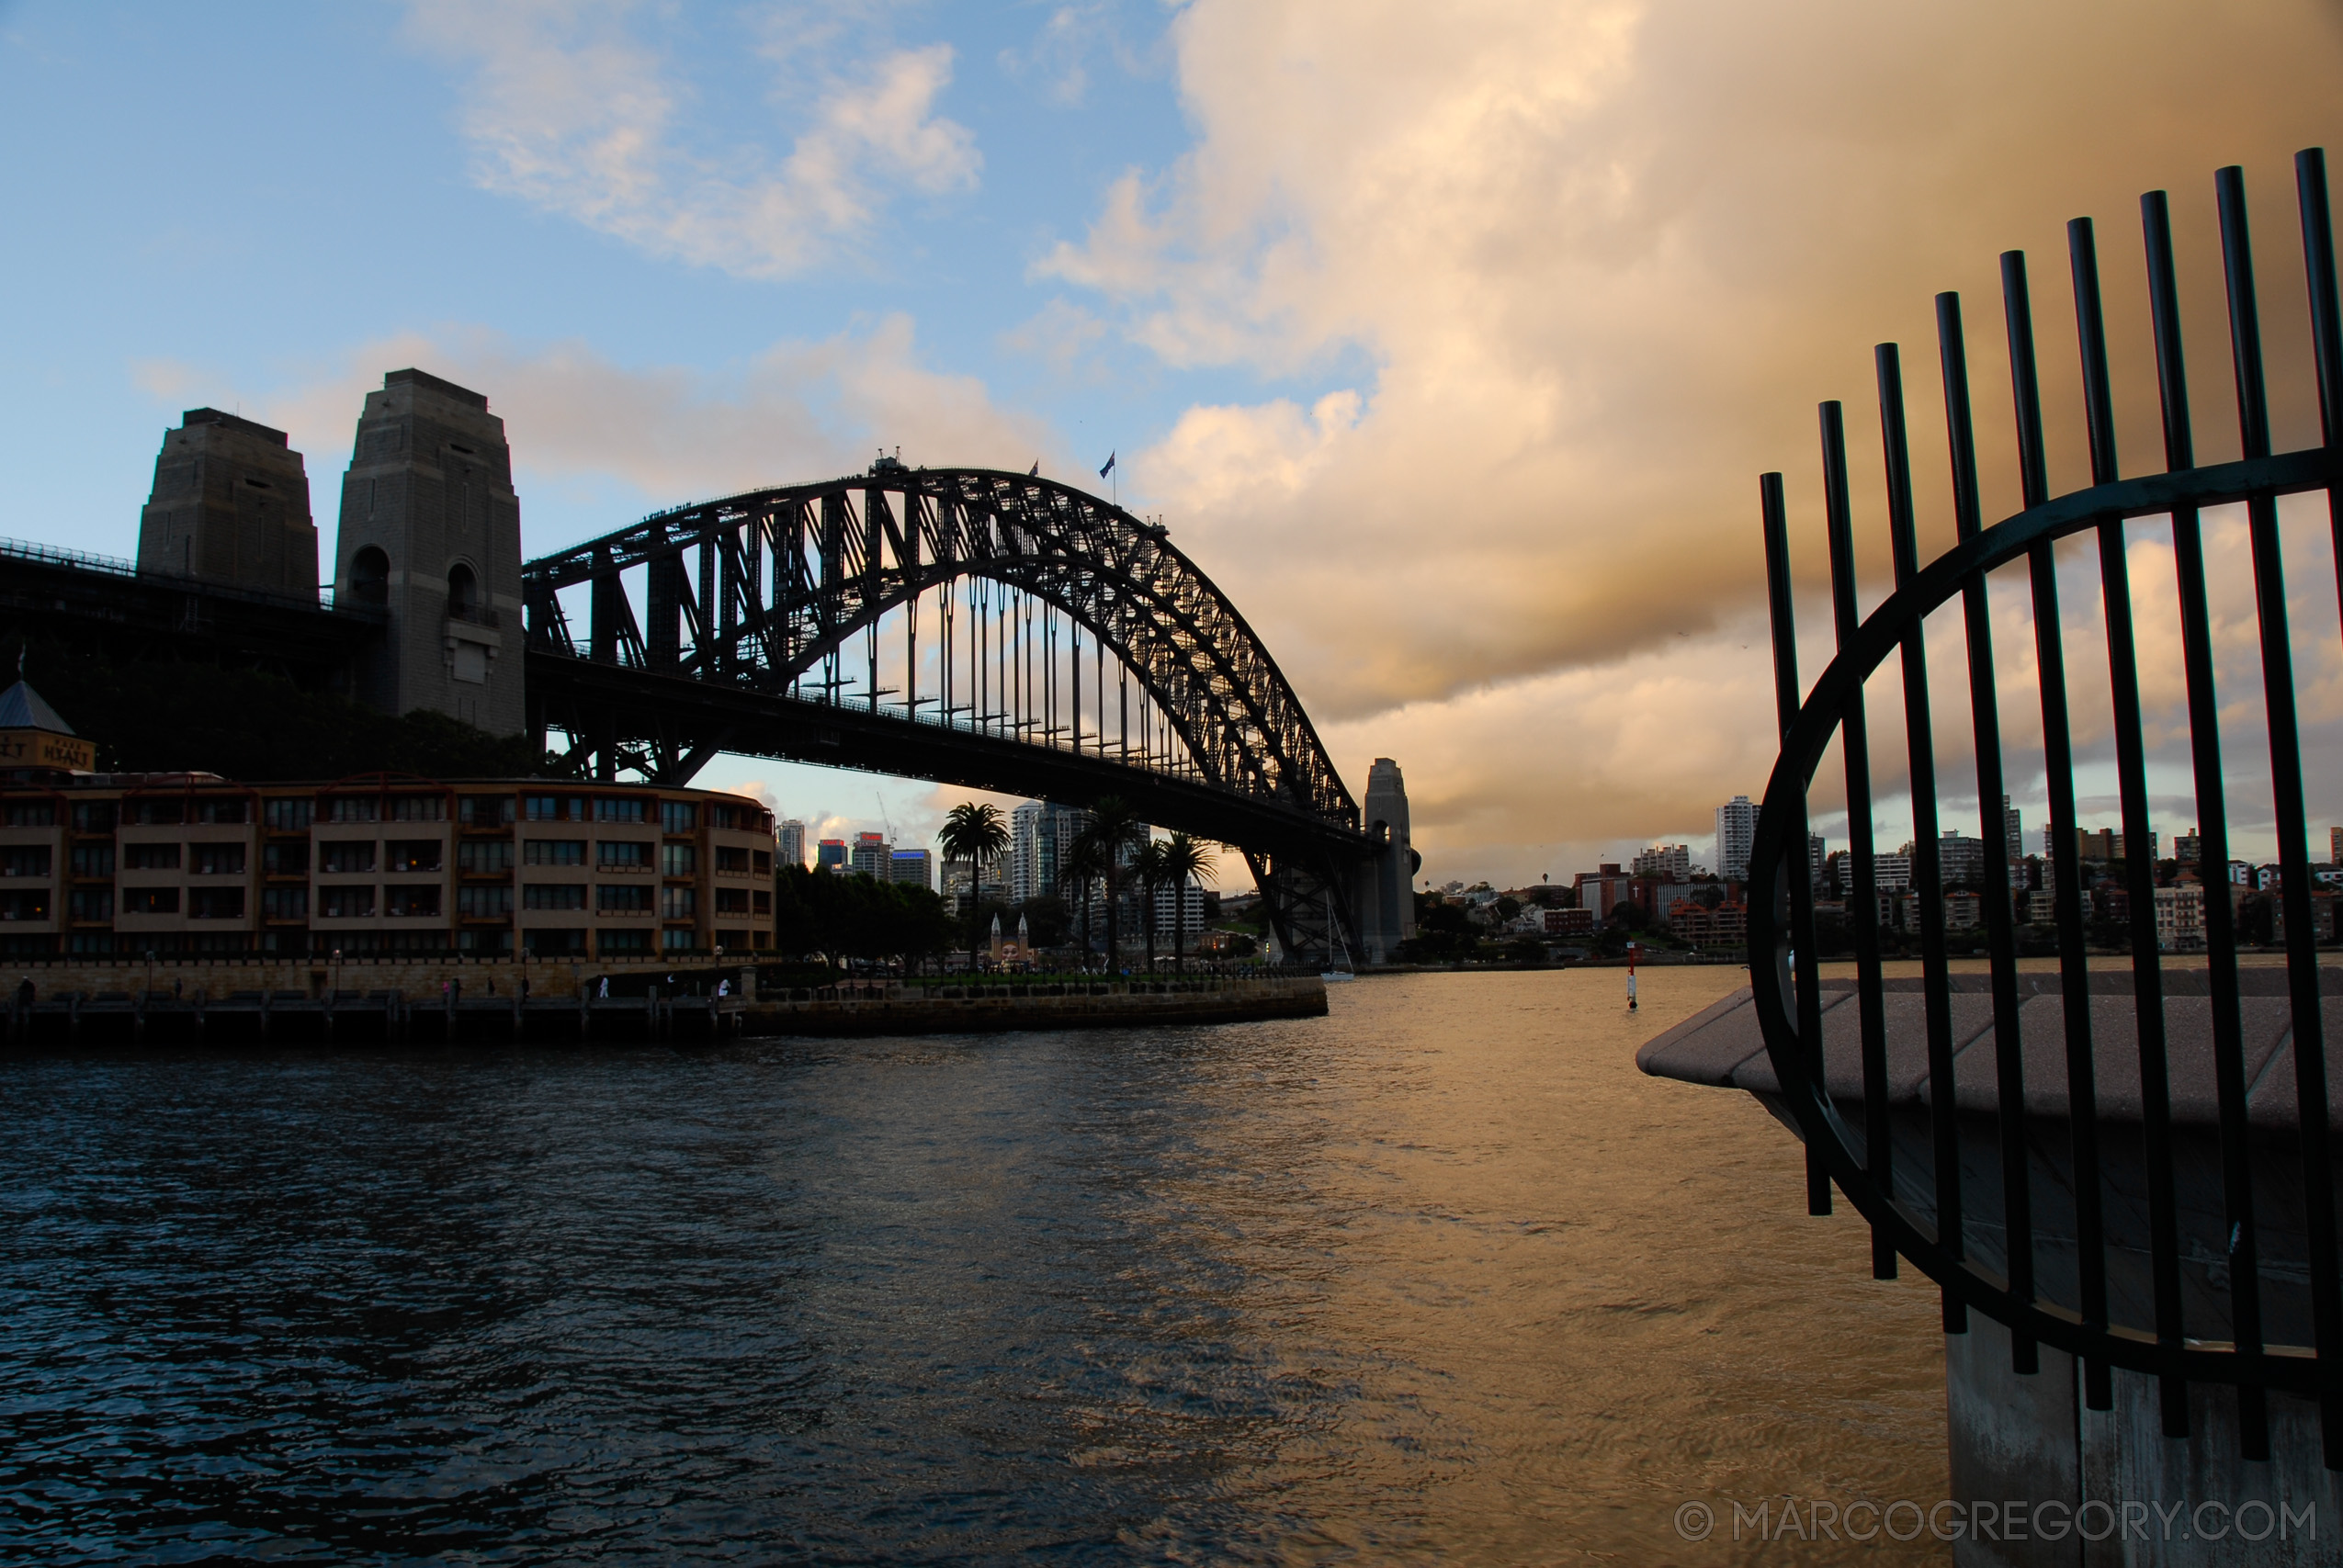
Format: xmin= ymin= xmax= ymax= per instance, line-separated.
xmin=0 ymin=379 xmax=1413 ymax=964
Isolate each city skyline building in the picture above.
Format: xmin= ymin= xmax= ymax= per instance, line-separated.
xmin=1009 ymin=800 xmax=1090 ymax=905
xmin=778 ymin=819 xmax=806 ymax=871
xmin=1632 ymin=842 xmax=1692 ymax=882
xmin=1714 ymin=795 xmax=1756 ymax=885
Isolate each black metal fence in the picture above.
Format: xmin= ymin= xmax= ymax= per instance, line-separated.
xmin=1748 ymin=151 xmax=2343 ymax=1462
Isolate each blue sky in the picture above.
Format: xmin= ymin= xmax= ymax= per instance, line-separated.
xmin=3 ymin=1 xmax=2338 ymax=881
xmin=0 ymin=3 xmax=1308 ymax=555
xmin=0 ymin=1 xmax=1361 ymax=857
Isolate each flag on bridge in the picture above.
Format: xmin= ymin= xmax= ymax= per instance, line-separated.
xmin=1098 ymin=451 xmax=1115 ymax=479
xmin=1028 ymin=461 xmax=1039 ymax=477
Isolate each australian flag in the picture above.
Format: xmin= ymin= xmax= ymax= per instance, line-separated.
xmin=1098 ymin=451 xmax=1115 ymax=479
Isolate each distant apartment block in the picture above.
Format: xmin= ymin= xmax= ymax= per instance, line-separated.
xmin=889 ymin=847 xmax=933 ymax=890
xmin=778 ymin=819 xmax=807 ymax=870
xmin=1631 ymin=842 xmax=1691 ymax=882
xmin=2156 ymin=884 xmax=2207 ymax=953
xmin=1714 ymin=796 xmax=1756 ymax=884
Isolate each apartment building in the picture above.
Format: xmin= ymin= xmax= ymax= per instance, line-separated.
xmin=0 ymin=773 xmax=775 ymax=960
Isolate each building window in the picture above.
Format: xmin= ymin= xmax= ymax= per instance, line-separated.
xmin=661 ymin=886 xmax=696 ymax=919
xmin=0 ymin=845 xmax=51 ymax=878
xmin=524 ymin=795 xmax=560 ymax=821
xmin=126 ymin=800 xmax=182 ymax=826
xmin=715 ymin=846 xmax=752 ymax=874
xmin=597 ymin=884 xmax=653 ymax=913
xmin=126 ymin=886 xmax=181 ymax=916
xmin=190 ymin=798 xmax=248 ymax=825
xmin=523 ymin=840 xmax=585 ymax=866
xmin=523 ymin=928 xmax=587 ymax=955
xmin=457 ymin=929 xmax=514 ymax=954
xmin=319 ymin=886 xmax=375 ymax=919
xmin=2 ymin=803 xmax=56 ymax=828
xmin=385 ymin=886 xmax=441 ymax=918
xmin=71 ymin=802 xmax=117 ymax=834
xmin=263 ymin=841 xmax=310 ymax=876
xmin=262 ymin=887 xmax=309 ymax=921
xmin=597 ymin=929 xmax=651 ymax=953
xmin=753 ymin=851 xmax=772 ymax=876
xmin=660 ymin=843 xmax=696 ymax=876
xmin=189 ymin=887 xmax=244 ymax=920
xmin=124 ymin=843 xmax=182 ymax=871
xmin=386 ymin=840 xmax=443 ymax=873
xmin=458 ymin=885 xmax=514 ymax=918
xmin=191 ymin=844 xmax=246 ymax=876
xmin=522 ymin=884 xmax=587 ymax=911
xmin=753 ymin=890 xmax=772 ymax=915
xmin=595 ymin=798 xmax=647 ymax=823
xmin=662 ymin=927 xmax=696 ymax=951
xmin=707 ymin=804 xmax=741 ymax=831
xmin=459 ymin=795 xmax=515 ymax=827
xmin=458 ymin=840 xmax=515 ymax=874
xmin=70 ymin=844 xmax=113 ymax=878
xmin=715 ymin=887 xmax=751 ymax=915
xmin=661 ymin=801 xmax=696 ymax=833
xmin=264 ymin=797 xmax=314 ymax=831
xmin=0 ymin=888 xmax=51 ymax=921
xmin=68 ymin=888 xmax=113 ymax=922
xmin=597 ymin=840 xmax=651 ymax=869
xmin=328 ymin=797 xmax=380 ymax=824
xmin=387 ymin=795 xmax=444 ymax=822
xmin=321 ymin=841 xmax=377 ymax=874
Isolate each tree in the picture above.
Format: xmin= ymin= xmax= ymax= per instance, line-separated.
xmin=1059 ymin=831 xmax=1107 ymax=969
xmin=1155 ymin=832 xmax=1218 ymax=972
xmin=1129 ymin=838 xmax=1169 ymax=971
xmin=1071 ymin=795 xmax=1147 ymax=969
xmin=936 ymin=801 xmax=1011 ymax=947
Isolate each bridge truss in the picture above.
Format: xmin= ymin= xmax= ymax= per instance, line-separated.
xmin=520 ymin=462 xmax=1373 ymax=962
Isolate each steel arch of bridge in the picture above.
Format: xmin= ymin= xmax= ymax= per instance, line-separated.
xmin=520 ymin=463 xmax=1371 ymax=960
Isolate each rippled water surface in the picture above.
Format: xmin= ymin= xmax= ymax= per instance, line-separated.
xmin=2 ymin=969 xmax=1951 ymax=1563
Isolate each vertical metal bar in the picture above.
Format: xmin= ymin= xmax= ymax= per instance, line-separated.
xmin=2219 ymin=163 xmax=2343 ymax=1466
xmin=2004 ymin=249 xmax=2111 ymax=1406
xmin=2074 ymin=216 xmax=2191 ymax=1439
xmin=1938 ymin=298 xmax=2036 ymax=1374
xmin=2145 ymin=186 xmax=2269 ymax=1458
xmin=2301 ymin=151 xmax=2343 ymax=693
xmin=1821 ymin=401 xmax=1896 ymax=1277
xmin=1878 ymin=344 xmax=1964 ymax=1331
xmin=1762 ymin=471 xmax=1830 ymax=1217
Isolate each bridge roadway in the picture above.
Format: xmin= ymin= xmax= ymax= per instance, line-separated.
xmin=526 ymin=649 xmax=1376 ymax=863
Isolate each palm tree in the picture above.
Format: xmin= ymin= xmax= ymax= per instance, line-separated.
xmin=1072 ymin=795 xmax=1147 ymax=971
xmin=1130 ymin=838 xmax=1169 ymax=972
xmin=1058 ymin=830 xmax=1107 ymax=971
xmin=1155 ymin=832 xmax=1218 ymax=972
xmin=936 ymin=801 xmax=1010 ymax=953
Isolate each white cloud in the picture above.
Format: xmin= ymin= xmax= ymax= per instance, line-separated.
xmin=232 ymin=315 xmax=1054 ymax=545
xmin=1033 ymin=0 xmax=2343 ymax=880
xmin=406 ymin=1 xmax=979 ymax=279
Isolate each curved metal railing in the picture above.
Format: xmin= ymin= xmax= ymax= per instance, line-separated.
xmin=1748 ymin=149 xmax=2343 ymax=1462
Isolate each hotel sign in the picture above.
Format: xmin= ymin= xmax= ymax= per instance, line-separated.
xmin=0 ymin=728 xmax=95 ymax=772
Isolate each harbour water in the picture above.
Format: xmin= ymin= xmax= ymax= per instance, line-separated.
xmin=3 ymin=968 xmax=1950 ymax=1563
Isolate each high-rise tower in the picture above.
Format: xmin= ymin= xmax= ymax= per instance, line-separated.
xmin=332 ymin=369 xmax=525 ymax=735
xmin=136 ymin=409 xmax=318 ymax=598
